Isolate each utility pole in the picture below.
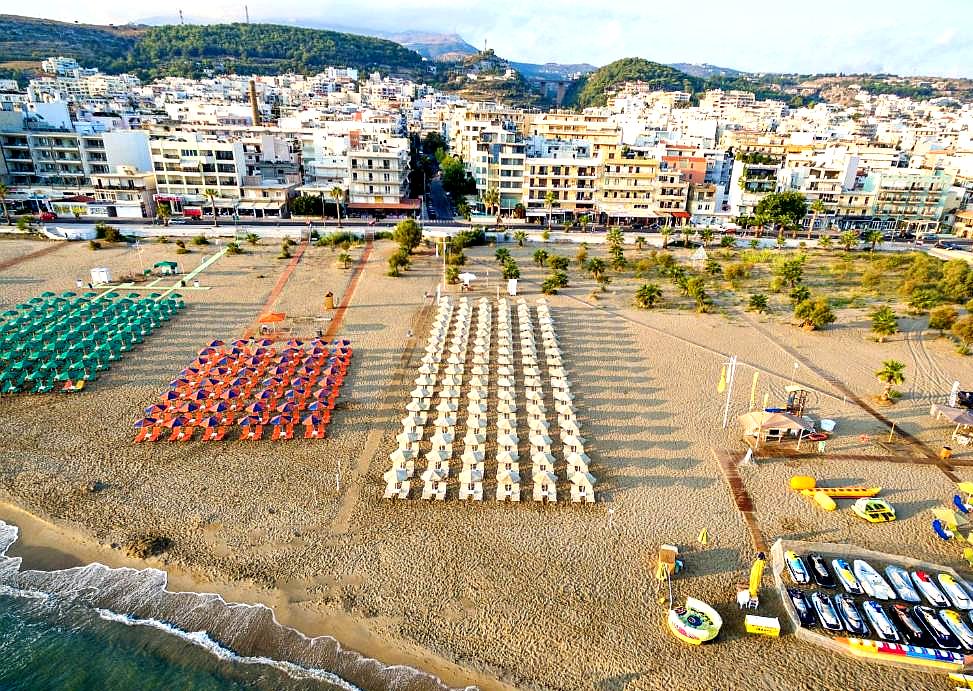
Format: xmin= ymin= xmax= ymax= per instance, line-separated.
xmin=245 ymin=5 xmax=250 ymax=23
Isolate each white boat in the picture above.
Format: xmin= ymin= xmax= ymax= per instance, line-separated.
xmin=912 ymin=570 xmax=950 ymax=608
xmin=832 ymin=559 xmax=863 ymax=595
xmin=853 ymin=559 xmax=896 ymax=600
xmin=939 ymin=574 xmax=973 ymax=610
xmin=885 ymin=565 xmax=921 ymax=602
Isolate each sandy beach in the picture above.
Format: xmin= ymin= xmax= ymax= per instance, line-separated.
xmin=3 ymin=235 xmax=973 ymax=690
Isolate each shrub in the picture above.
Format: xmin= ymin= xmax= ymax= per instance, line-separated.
xmin=533 ymin=249 xmax=549 ymax=266
xmin=724 ymin=262 xmax=752 ymax=281
xmin=794 ymin=297 xmax=836 ymax=330
xmin=225 ymin=241 xmax=242 ymax=255
xmin=549 ymin=271 xmax=569 ymax=288
xmin=909 ymin=287 xmax=944 ymax=313
xmin=502 ymin=260 xmax=520 ymax=279
xmin=634 ymin=283 xmax=662 ymax=309
xmin=870 ymin=305 xmax=898 ymax=342
xmin=175 ymin=246 xmax=188 ymax=255
xmin=748 ymin=293 xmax=769 ymax=313
xmin=789 ymin=285 xmax=811 ymax=304
xmin=720 ymin=235 xmax=736 ymax=248
xmin=446 ymin=266 xmax=460 ymax=284
xmin=541 ymin=276 xmax=559 ymax=294
xmin=155 ymin=235 xmax=169 ymax=244
xmin=953 ymin=315 xmax=973 ymax=354
xmin=929 ymin=305 xmax=958 ymax=335
xmin=495 ymin=247 xmax=511 ymax=263
xmin=704 ymin=259 xmax=723 ymax=277
xmin=388 ymin=248 xmax=411 ymax=276
xmin=191 ymin=234 xmax=210 ymax=246
xmin=245 ymin=232 xmax=259 ymax=245
xmin=88 ymin=240 xmax=101 ymax=250
xmin=446 ymin=250 xmax=466 ymax=266
xmin=576 ymin=245 xmax=588 ymax=267
xmin=547 ymin=255 xmax=569 ymax=272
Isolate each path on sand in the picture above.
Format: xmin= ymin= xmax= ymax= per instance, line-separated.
xmin=0 ymin=241 xmax=66 ymax=271
xmin=242 ymin=244 xmax=306 ymax=338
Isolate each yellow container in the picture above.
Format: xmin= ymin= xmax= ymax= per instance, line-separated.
xmin=745 ymin=615 xmax=781 ymax=637
xmin=813 ymin=490 xmax=837 ymax=511
xmin=789 ymin=475 xmax=816 ymax=491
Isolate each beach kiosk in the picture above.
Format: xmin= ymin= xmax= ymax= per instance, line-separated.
xmin=154 ymin=260 xmax=180 ymax=276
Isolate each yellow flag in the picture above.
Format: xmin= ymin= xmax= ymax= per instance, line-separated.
xmin=697 ymin=527 xmax=708 ymax=546
xmin=717 ymin=366 xmax=727 ymax=394
xmin=749 ymin=372 xmax=759 ymax=411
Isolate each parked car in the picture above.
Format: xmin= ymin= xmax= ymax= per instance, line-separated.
xmin=39 ymin=211 xmax=57 ymax=221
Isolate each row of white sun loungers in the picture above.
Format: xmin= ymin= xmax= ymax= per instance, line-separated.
xmin=383 ymin=296 xmax=595 ymax=502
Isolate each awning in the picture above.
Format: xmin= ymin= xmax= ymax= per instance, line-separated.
xmin=237 ymin=200 xmax=285 ymax=209
xmin=257 ymin=312 xmax=286 ymax=324
xmin=348 ymin=200 xmax=420 ymax=211
xmin=671 ymin=211 xmax=691 ymax=219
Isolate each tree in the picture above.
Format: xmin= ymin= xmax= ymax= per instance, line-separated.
xmin=909 ymin=287 xmax=943 ymax=313
xmin=513 ymin=230 xmax=527 ymax=247
xmin=586 ymin=257 xmax=607 ymax=282
xmin=337 ymin=252 xmax=351 ymax=269
xmin=794 ymin=297 xmax=836 ymax=330
xmin=204 ymin=188 xmax=219 ymax=227
xmin=331 ymin=186 xmax=345 ymax=227
xmin=543 ymin=191 xmax=557 ymax=228
xmin=0 ymin=182 xmax=10 ymax=225
xmin=748 ymin=293 xmax=769 ymax=313
xmin=953 ymin=315 xmax=973 ymax=354
xmin=513 ymin=203 xmax=526 ymax=219
xmin=482 ymin=186 xmax=501 ymax=220
xmin=661 ymin=227 xmax=672 ymax=249
xmin=393 ymin=219 xmax=422 ymax=253
xmin=773 ymin=256 xmax=805 ymax=288
xmin=865 ymin=229 xmax=884 ymax=251
xmin=875 ymin=360 xmax=906 ymax=401
xmin=634 ymin=235 xmax=646 ymax=252
xmin=606 ymin=226 xmax=625 ymax=269
xmin=940 ymin=260 xmax=973 ymax=303
xmin=705 ymin=259 xmax=723 ymax=276
xmin=870 ymin=305 xmax=899 ymax=342
xmin=548 ymin=255 xmax=569 ymax=272
xmin=502 ymin=260 xmax=520 ymax=279
xmin=541 ymin=276 xmax=560 ymax=295
xmin=576 ymin=244 xmax=588 ymax=267
xmin=387 ymin=248 xmax=411 ymax=276
xmin=549 ymin=270 xmax=569 ymax=288
xmin=839 ymin=231 xmax=859 ymax=252
xmin=156 ymin=201 xmax=171 ymax=227
xmin=245 ymin=232 xmax=259 ymax=245
xmin=720 ymin=235 xmax=735 ymax=248
xmin=929 ymin=305 xmax=958 ymax=335
xmin=446 ymin=265 xmax=460 ymax=284
xmin=754 ymin=190 xmax=808 ymax=231
xmin=807 ymin=199 xmax=825 ymax=239
xmin=686 ymin=276 xmax=711 ymax=312
xmin=634 ymin=283 xmax=662 ymax=309
xmin=699 ymin=227 xmax=714 ymax=246
xmin=533 ymin=249 xmax=549 ymax=266
xmin=495 ymin=247 xmax=511 ymax=263
xmin=817 ymin=235 xmax=833 ymax=250
xmin=225 ymin=241 xmax=243 ymax=255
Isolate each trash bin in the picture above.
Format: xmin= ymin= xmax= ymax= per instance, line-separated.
xmin=942 ymin=446 xmax=953 ymax=460
xmin=324 ymin=291 xmax=335 ymax=310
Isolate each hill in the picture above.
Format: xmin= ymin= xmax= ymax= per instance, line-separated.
xmin=564 ymin=58 xmax=703 ymax=107
xmin=0 ymin=15 xmax=426 ymax=78
xmin=385 ymin=31 xmax=478 ymax=61
xmin=512 ymin=61 xmax=597 ymax=80
xmin=668 ymin=62 xmax=744 ymax=79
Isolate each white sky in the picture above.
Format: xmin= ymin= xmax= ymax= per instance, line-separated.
xmin=16 ymin=0 xmax=973 ymax=76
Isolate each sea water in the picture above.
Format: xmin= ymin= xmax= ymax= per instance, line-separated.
xmin=0 ymin=521 xmax=462 ymax=691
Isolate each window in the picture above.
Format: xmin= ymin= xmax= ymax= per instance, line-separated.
xmin=215 ymin=151 xmax=234 ymax=161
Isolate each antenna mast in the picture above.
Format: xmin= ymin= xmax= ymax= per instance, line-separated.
xmin=178 ymin=10 xmax=184 ymax=24
xmin=245 ymin=5 xmax=250 ymax=23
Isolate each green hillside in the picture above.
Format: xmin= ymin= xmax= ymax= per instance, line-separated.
xmin=0 ymin=15 xmax=426 ymax=78
xmin=564 ymin=58 xmax=703 ymax=107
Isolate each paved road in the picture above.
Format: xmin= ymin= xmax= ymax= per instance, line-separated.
xmin=426 ymin=175 xmax=454 ymax=221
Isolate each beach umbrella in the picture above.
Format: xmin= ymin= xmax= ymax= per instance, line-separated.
xmin=415 ymin=373 xmax=436 ymax=386
xmin=528 ymin=418 xmax=550 ymax=432
xmin=144 ymin=403 xmax=168 ymax=416
xmin=562 ymin=434 xmax=583 ymax=449
xmin=238 ymin=415 xmax=262 ymax=427
xmin=418 ymin=363 xmax=437 ymax=375
xmin=570 ymin=471 xmax=597 ymax=487
xmin=430 ymin=431 xmax=455 ymax=446
xmin=434 ymin=413 xmax=457 ymax=428
xmin=497 ymin=417 xmax=516 ymax=432
xmin=444 ymin=363 xmax=463 ymax=375
xmin=179 ymin=401 xmax=201 ymax=413
xmin=410 ymin=386 xmax=432 ymax=399
xmin=496 ymin=449 xmax=518 ymax=465
xmin=406 ymin=400 xmax=429 ymax=413
xmin=497 ymin=388 xmax=514 ymax=401
xmin=247 ymin=401 xmax=266 ymax=414
xmin=437 ymin=399 xmax=458 ymax=413
xmin=384 ymin=468 xmax=408 ymax=484
xmin=530 ymin=432 xmax=553 ymax=447
xmin=554 ymin=389 xmax=574 ymax=402
xmin=440 ymin=387 xmax=461 ymax=399
xmin=306 ymin=400 xmax=330 ymax=412
xmin=497 ymin=433 xmax=518 ymax=448
xmin=277 ymin=401 xmax=298 ymax=414
xmin=188 ymin=389 xmax=210 ymax=401
xmin=467 ymin=388 xmax=486 ymax=402
xmin=133 ymin=417 xmax=157 ymax=428
xmin=163 ymin=390 xmax=181 ymax=401
xmin=467 ymin=401 xmax=488 ymax=415
xmin=389 ymin=448 xmax=415 ymax=464
xmin=525 ymin=389 xmax=543 ymax=402
xmin=425 ymin=449 xmax=450 ymax=464
xmin=301 ymin=413 xmax=323 ymax=427
xmin=163 ymin=416 xmax=189 ymax=428
xmin=461 ymin=449 xmax=485 ymax=464
xmin=497 ymin=401 xmax=517 ymax=414
xmin=533 ymin=470 xmax=557 ymax=485
xmin=464 ymin=430 xmax=486 ymax=445
xmin=497 ymin=468 xmax=521 ymax=484
xmin=168 ymin=377 xmax=191 ymax=389
xmin=560 ymin=419 xmax=580 ymax=434
xmin=466 ymin=416 xmax=487 ymax=430
xmin=566 ymin=451 xmax=592 ymax=466
xmin=199 ymin=415 xmax=221 ymax=428
xmin=397 ymin=430 xmax=421 ymax=445
xmin=401 ymin=415 xmax=423 ymax=429
xmin=221 ymin=388 xmax=243 ymax=400
xmin=458 ymin=467 xmax=483 ymax=484
xmin=421 ymin=468 xmax=446 ymax=483
xmin=532 ymin=451 xmax=556 ymax=465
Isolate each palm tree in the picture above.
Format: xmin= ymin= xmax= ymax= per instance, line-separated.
xmin=543 ymin=190 xmax=556 ymax=228
xmin=699 ymin=227 xmax=714 ymax=246
xmin=337 ymin=252 xmax=351 ymax=269
xmin=586 ymin=257 xmax=607 ymax=282
xmin=330 ymin=186 xmax=344 ymax=228
xmin=661 ymin=227 xmax=672 ymax=249
xmin=156 ymin=202 xmax=171 ymax=227
xmin=634 ymin=235 xmax=646 ymax=252
xmin=482 ymin=187 xmax=500 ymax=222
xmin=514 ymin=230 xmax=527 ymax=247
xmin=0 ymin=182 xmax=10 ymax=225
xmin=871 ymin=305 xmax=899 ymax=342
xmin=204 ymin=189 xmax=219 ymax=227
xmin=866 ymin=229 xmax=883 ymax=251
xmin=875 ymin=360 xmax=906 ymax=401
xmin=634 ymin=283 xmax=662 ymax=309
xmin=807 ymin=199 xmax=825 ymax=239
xmin=839 ymin=230 xmax=859 ymax=252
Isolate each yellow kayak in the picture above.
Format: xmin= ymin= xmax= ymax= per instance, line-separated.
xmin=800 ymin=486 xmax=881 ymax=499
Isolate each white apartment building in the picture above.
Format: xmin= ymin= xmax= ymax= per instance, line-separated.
xmin=347 ymin=137 xmax=415 ymax=214
xmin=150 ymin=133 xmax=247 ymax=214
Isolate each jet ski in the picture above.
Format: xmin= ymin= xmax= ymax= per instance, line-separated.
xmin=787 ymin=588 xmax=815 ymax=627
xmin=885 ymin=565 xmax=921 ymax=602
xmin=862 ymin=601 xmax=900 ymax=642
xmin=940 ymin=609 xmax=973 ymax=650
xmin=784 ymin=551 xmax=811 ymax=585
xmin=853 ymin=560 xmax=895 ymax=600
xmin=811 ymin=591 xmax=843 ymax=631
xmin=912 ymin=570 xmax=950 ymax=607
xmin=891 ymin=603 xmax=929 ymax=645
xmin=833 ymin=593 xmax=869 ymax=636
xmin=809 ymin=553 xmax=836 ymax=589
xmin=832 ymin=559 xmax=863 ymax=595
xmin=914 ymin=605 xmax=961 ymax=649
xmin=939 ymin=574 xmax=973 ymax=610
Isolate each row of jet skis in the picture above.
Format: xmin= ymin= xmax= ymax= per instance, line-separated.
xmin=785 ymin=551 xmax=973 ymax=650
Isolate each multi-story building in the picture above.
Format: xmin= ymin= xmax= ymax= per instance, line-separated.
xmin=150 ymin=133 xmax=247 ymax=216
xmin=727 ymin=157 xmax=782 ymax=217
xmin=522 ymin=137 xmax=598 ymax=222
xmin=525 ymin=112 xmax=621 ymax=160
xmin=90 ymin=166 xmax=158 ymax=218
xmin=469 ymin=123 xmax=525 ymax=213
xmin=597 ymin=146 xmax=660 ymax=224
xmin=347 ymin=137 xmax=416 ymax=215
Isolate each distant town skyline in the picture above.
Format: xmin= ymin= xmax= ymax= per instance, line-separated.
xmin=14 ymin=0 xmax=973 ymax=78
